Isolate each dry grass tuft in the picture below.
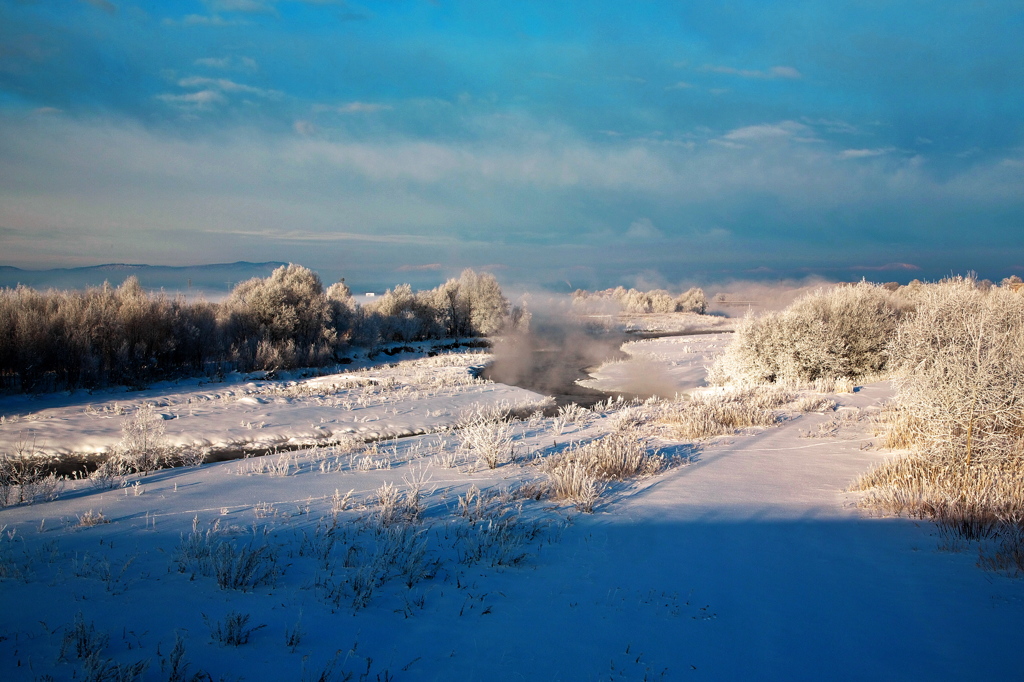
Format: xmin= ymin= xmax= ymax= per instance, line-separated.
xmin=852 ymin=454 xmax=1024 ymax=574
xmin=787 ymin=395 xmax=837 ymax=413
xmin=658 ymin=388 xmax=789 ymax=440
xmin=457 ymin=416 xmax=517 ymax=470
xmin=544 ymin=427 xmax=669 ymax=512
xmin=77 ymin=510 xmax=109 ymax=527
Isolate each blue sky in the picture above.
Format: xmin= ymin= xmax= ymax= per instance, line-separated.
xmin=1 ymin=0 xmax=1022 ymax=289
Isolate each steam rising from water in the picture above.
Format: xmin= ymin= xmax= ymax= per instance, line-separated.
xmin=487 ymin=280 xmax=834 ymax=404
xmin=706 ymin=277 xmax=835 ymax=315
xmin=484 ymin=298 xmax=628 ymax=406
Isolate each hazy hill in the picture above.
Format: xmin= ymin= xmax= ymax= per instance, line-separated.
xmin=0 ymin=261 xmax=288 ymax=294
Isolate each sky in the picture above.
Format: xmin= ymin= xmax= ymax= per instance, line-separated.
xmin=1 ymin=0 xmax=1023 ymax=290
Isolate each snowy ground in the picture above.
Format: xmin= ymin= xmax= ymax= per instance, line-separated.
xmin=1 ymin=334 xmax=1022 ymax=681
xmin=0 ymin=346 xmax=535 ymax=462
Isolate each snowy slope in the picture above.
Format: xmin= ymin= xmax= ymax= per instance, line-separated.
xmin=1 ymin=343 xmax=1022 ymax=681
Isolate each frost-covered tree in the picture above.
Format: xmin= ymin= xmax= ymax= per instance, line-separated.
xmin=455 ymin=270 xmax=509 ymax=335
xmin=224 ymin=264 xmax=337 ymax=370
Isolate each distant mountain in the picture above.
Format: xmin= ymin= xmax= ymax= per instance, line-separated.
xmin=0 ymin=262 xmax=289 ymax=294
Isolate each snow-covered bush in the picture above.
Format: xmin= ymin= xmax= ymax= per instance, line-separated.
xmin=114 ymin=403 xmax=171 ymax=474
xmin=0 ymin=277 xmax=218 ymax=391
xmin=675 ymin=287 xmax=709 ymax=314
xmin=571 ymin=286 xmax=708 ymax=314
xmin=458 ymin=418 xmax=517 ymax=469
xmin=0 ymin=450 xmax=63 ymax=507
xmin=709 ymin=282 xmax=909 ymax=386
xmin=175 ymin=518 xmax=279 ymax=591
xmin=855 ymin=277 xmax=1024 ymax=573
xmin=358 ymin=269 xmax=511 ymax=345
xmin=885 ymin=277 xmax=1024 ymax=466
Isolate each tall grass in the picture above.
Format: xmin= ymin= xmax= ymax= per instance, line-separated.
xmin=658 ymin=388 xmax=792 ymax=440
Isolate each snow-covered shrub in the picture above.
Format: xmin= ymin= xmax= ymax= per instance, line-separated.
xmin=57 ymin=613 xmax=149 ymax=679
xmin=0 ymin=277 xmax=218 ymax=391
xmin=0 ymin=265 xmax=511 ymax=394
xmin=855 ymin=277 xmax=1024 ymax=573
xmin=709 ymin=282 xmax=909 ymax=386
xmin=358 ymin=269 xmax=511 ymax=345
xmin=113 ymin=403 xmax=170 ymax=474
xmin=449 ymin=269 xmax=510 ymax=335
xmin=359 ymin=283 xmax=439 ymax=344
xmin=0 ymin=448 xmax=63 ymax=507
xmin=572 ymin=286 xmax=708 ymax=314
xmin=545 ymin=456 xmax=606 ymax=513
xmin=205 ymin=611 xmax=266 ymax=647
xmin=675 ymin=287 xmax=709 ymax=314
xmin=175 ymin=518 xmax=278 ymax=591
xmin=458 ymin=418 xmax=517 ymax=469
xmin=452 ymin=491 xmax=544 ymax=567
xmin=788 ymin=395 xmax=837 ymax=413
xmin=326 ymin=279 xmax=357 ymax=346
xmin=373 ymin=481 xmax=420 ymax=526
xmin=885 ymin=277 xmax=1024 ymax=466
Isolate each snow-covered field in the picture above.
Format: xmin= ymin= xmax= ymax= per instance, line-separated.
xmin=2 ymin=336 xmax=1022 ymax=681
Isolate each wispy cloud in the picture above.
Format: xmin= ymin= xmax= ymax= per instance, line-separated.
xmin=397 ymin=263 xmax=443 ymax=272
xmin=177 ymin=76 xmax=280 ymax=98
xmin=157 ymin=74 xmax=281 ymax=110
xmin=625 ymin=217 xmax=663 ymax=241
xmin=207 ymin=229 xmax=456 ymax=246
xmin=839 ymin=147 xmax=895 ymax=159
xmin=802 ymin=118 xmax=862 ymax=135
xmin=162 ymin=14 xmax=243 ymax=27
xmin=4 ymin=113 xmax=1024 ymax=279
xmin=194 ymin=56 xmax=259 ymax=71
xmin=155 ymin=90 xmax=227 ymax=107
xmin=700 ymin=64 xmax=802 ymax=80
xmin=723 ymin=121 xmax=809 ymax=142
xmin=317 ymin=102 xmax=393 ymax=114
xmin=293 ymin=120 xmax=316 ymax=135
xmin=853 ymin=262 xmax=921 ymax=271
xmin=664 ymin=81 xmax=693 ymax=91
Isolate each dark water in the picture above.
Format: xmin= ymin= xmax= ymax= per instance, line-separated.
xmin=481 ymin=328 xmax=731 ymax=408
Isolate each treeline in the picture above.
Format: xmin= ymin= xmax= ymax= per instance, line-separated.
xmin=0 ymin=265 xmax=516 ymax=393
xmin=571 ymin=286 xmax=708 ymax=314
